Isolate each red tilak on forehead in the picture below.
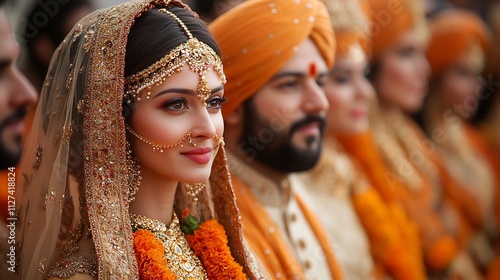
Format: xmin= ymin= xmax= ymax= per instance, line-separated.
xmin=308 ymin=63 xmax=317 ymax=77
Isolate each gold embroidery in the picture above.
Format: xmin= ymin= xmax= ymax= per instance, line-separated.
xmin=59 ymin=188 xmax=72 ymax=214
xmin=33 ymin=145 xmax=43 ymax=170
xmin=66 ymin=69 xmax=75 ymax=90
xmin=38 ymin=258 xmax=47 ymax=274
xmin=77 ymin=99 xmax=85 ymax=113
xmin=48 ymin=255 xmax=98 ymax=279
xmin=44 ymin=187 xmax=56 ymax=210
xmin=62 ymin=125 xmax=73 ymax=145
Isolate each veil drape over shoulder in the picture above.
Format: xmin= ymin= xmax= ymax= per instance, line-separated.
xmin=16 ymin=1 xmax=261 ymax=279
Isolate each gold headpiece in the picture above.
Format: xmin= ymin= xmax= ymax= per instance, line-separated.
xmin=124 ymin=8 xmax=226 ymax=104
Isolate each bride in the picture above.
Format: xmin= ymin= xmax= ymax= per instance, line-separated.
xmin=16 ymin=0 xmax=261 ymax=279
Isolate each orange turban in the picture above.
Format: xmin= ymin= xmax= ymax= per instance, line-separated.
xmin=426 ymin=9 xmax=491 ymax=77
xmin=209 ymin=0 xmax=335 ymax=116
xmin=368 ymin=0 xmax=426 ymax=61
xmin=322 ymin=0 xmax=371 ymax=57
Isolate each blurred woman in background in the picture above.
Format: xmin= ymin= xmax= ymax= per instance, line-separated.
xmin=367 ymin=0 xmax=482 ymax=278
xmin=421 ymin=8 xmax=498 ymax=276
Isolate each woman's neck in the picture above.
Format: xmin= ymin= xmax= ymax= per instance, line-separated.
xmin=423 ymin=92 xmax=454 ymax=128
xmin=378 ymin=100 xmax=402 ymax=116
xmin=129 ymin=167 xmax=178 ymax=226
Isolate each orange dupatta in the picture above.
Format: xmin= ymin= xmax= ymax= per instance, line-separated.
xmin=338 ymin=131 xmax=459 ymax=272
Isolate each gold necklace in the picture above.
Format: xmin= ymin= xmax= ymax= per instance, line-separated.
xmin=130 ymin=213 xmax=208 ymax=279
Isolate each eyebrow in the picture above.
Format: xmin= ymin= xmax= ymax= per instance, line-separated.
xmin=270 ymin=70 xmax=328 ymax=81
xmin=317 ymin=71 xmax=328 ymax=79
xmin=154 ymin=85 xmax=224 ymax=98
xmin=330 ymin=62 xmax=370 ymax=74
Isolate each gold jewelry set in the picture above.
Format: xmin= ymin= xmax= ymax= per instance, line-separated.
xmin=130 ymin=213 xmax=209 ymax=279
xmin=123 ymin=8 xmax=226 ymax=105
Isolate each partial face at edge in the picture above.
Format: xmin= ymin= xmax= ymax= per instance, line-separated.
xmin=238 ymin=38 xmax=329 ymax=173
xmin=0 ymin=11 xmax=37 ymax=169
xmin=128 ymin=64 xmax=225 ymax=184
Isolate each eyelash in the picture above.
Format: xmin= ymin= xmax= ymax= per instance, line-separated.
xmin=162 ymin=98 xmax=188 ymax=111
xmin=161 ymin=96 xmax=227 ymax=112
xmin=333 ymin=75 xmax=349 ymax=84
xmin=277 ymin=80 xmax=299 ymax=89
xmin=397 ymin=47 xmax=416 ymax=57
xmin=207 ymin=96 xmax=227 ymax=111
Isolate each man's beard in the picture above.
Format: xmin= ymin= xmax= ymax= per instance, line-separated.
xmin=0 ymin=109 xmax=26 ymax=169
xmin=239 ymin=100 xmax=326 ymax=173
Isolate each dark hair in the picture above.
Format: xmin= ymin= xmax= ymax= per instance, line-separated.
xmin=124 ymin=6 xmax=221 ymax=76
xmin=366 ymin=60 xmax=380 ymax=82
xmin=123 ymin=6 xmax=221 ymax=122
xmin=472 ymin=81 xmax=500 ymax=123
xmin=23 ymin=0 xmax=92 ymax=79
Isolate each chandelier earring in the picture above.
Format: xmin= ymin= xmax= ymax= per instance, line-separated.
xmin=184 ymin=183 xmax=206 ymax=204
xmin=126 ymin=141 xmax=142 ymax=203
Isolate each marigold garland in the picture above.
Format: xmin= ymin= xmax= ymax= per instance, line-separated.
xmin=132 ymin=211 xmax=247 ymax=280
xmin=133 ymin=229 xmax=177 ymax=280
xmin=186 ymin=219 xmax=247 ymax=280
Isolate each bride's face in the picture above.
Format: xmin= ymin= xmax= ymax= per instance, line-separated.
xmin=128 ymin=65 xmax=225 ymax=184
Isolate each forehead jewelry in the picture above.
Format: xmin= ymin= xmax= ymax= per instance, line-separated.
xmin=124 ymin=8 xmax=226 ymax=105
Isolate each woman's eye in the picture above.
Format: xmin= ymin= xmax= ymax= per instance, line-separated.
xmin=316 ymin=76 xmax=327 ymax=87
xmin=397 ymin=47 xmax=415 ymax=57
xmin=333 ymin=75 xmax=349 ymax=84
xmin=455 ymin=66 xmax=473 ymax=77
xmin=277 ymin=80 xmax=299 ymax=89
xmin=207 ymin=96 xmax=227 ymax=110
xmin=163 ymin=98 xmax=188 ymax=111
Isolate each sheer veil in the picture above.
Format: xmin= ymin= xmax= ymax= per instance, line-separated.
xmin=16 ymin=1 xmax=261 ymax=279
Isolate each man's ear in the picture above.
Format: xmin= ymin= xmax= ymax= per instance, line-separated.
xmin=224 ymin=105 xmax=244 ymax=126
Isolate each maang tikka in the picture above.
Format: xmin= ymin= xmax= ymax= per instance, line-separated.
xmin=123 ymin=8 xmax=226 ymax=105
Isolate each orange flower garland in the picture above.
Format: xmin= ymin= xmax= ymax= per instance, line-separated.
xmin=184 ymin=216 xmax=247 ymax=280
xmin=132 ymin=211 xmax=247 ymax=280
xmin=133 ymin=229 xmax=177 ymax=280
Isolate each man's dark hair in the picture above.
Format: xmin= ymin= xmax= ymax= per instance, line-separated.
xmin=23 ymin=0 xmax=92 ymax=80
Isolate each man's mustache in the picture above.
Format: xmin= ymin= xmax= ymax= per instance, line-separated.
xmin=289 ymin=115 xmax=326 ymax=136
